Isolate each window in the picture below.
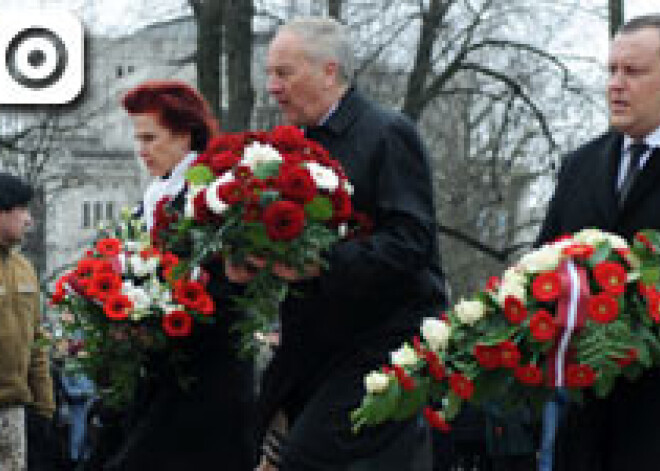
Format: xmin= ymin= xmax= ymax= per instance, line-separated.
xmin=116 ymin=65 xmax=123 ymax=78
xmin=94 ymin=202 xmax=103 ymax=226
xmin=106 ymin=201 xmax=114 ymax=221
xmin=82 ymin=202 xmax=91 ymax=228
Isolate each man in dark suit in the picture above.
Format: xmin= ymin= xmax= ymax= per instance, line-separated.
xmin=246 ymin=16 xmax=447 ymax=471
xmin=537 ymin=15 xmax=660 ymax=471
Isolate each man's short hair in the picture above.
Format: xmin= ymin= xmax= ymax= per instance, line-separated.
xmin=281 ymin=17 xmax=355 ymax=84
xmin=620 ymin=15 xmax=660 ymax=38
xmin=0 ymin=173 xmax=33 ymax=211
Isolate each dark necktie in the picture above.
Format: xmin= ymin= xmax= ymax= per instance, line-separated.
xmin=618 ymin=142 xmax=649 ymax=207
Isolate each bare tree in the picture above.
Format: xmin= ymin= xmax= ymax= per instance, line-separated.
xmin=189 ymin=0 xmax=223 ymax=116
xmin=609 ymin=0 xmax=623 ymax=38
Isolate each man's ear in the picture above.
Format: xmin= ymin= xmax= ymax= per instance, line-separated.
xmin=323 ymin=60 xmax=340 ymax=88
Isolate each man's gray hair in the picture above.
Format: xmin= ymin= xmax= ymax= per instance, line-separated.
xmin=280 ymin=17 xmax=355 ymax=84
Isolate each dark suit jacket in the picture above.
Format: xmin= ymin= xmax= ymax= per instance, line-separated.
xmin=258 ymin=88 xmax=447 ymax=438
xmin=538 ymin=130 xmax=660 ymax=471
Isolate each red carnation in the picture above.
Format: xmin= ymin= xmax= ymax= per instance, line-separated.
xmin=614 ymin=348 xmax=638 ymax=368
xmin=277 ymin=166 xmax=317 ymax=203
xmin=588 ymin=292 xmax=619 ymax=324
xmin=270 ymin=125 xmax=307 ymax=150
xmin=192 ymin=189 xmax=214 ymax=224
xmin=162 ymin=310 xmax=193 ymax=338
xmin=504 ymin=296 xmax=528 ymax=324
xmin=498 ymin=341 xmax=521 ymax=369
xmin=424 ymin=350 xmax=446 ymax=381
xmin=392 ymin=365 xmax=416 ymax=392
xmin=75 ymin=258 xmax=98 ymax=278
xmin=647 ymin=294 xmax=660 ymax=323
xmin=529 ymin=309 xmax=557 ymax=342
xmin=262 ymin=200 xmax=306 ymax=241
xmin=194 ymin=294 xmax=215 ymax=316
xmin=593 ymin=261 xmax=627 ymax=295
xmin=514 ymin=364 xmax=543 ymax=386
xmin=96 ymin=238 xmax=122 ymax=257
xmin=103 ymin=294 xmax=133 ymax=320
xmin=562 ymin=244 xmax=594 ymax=260
xmin=423 ymin=407 xmax=451 ymax=432
xmin=532 ymin=271 xmax=562 ymax=302
xmin=565 ymin=364 xmax=596 ymax=388
xmin=174 ymin=279 xmax=206 ymax=310
xmin=330 ymin=188 xmax=353 ymax=224
xmin=160 ymin=252 xmax=180 ymax=270
xmin=88 ymin=273 xmax=122 ymax=302
xmin=449 ymin=373 xmax=474 ymax=400
xmin=216 ymin=180 xmax=246 ymax=205
xmin=485 ymin=276 xmax=500 ymax=292
xmin=93 ymin=260 xmax=118 ymax=275
xmin=473 ymin=344 xmax=501 ymax=370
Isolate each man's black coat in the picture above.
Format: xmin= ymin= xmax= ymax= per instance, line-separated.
xmin=258 ymin=88 xmax=447 ymax=469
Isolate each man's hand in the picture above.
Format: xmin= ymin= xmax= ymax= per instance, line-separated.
xmin=224 ymin=255 xmax=267 ymax=283
xmin=255 ymin=455 xmax=279 ymax=471
xmin=272 ymin=262 xmax=320 ymax=282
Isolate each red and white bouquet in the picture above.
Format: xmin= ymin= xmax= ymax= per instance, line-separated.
xmin=352 ymin=228 xmax=660 ymax=433
xmin=51 ymin=215 xmax=215 ymax=408
xmin=151 ymin=126 xmax=364 ymax=345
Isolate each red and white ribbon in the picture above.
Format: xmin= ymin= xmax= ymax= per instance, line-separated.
xmin=547 ymin=260 xmax=591 ymax=387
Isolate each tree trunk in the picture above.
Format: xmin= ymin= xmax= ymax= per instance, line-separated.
xmin=224 ymin=0 xmax=255 ymax=131
xmin=328 ymin=0 xmax=342 ymax=20
xmin=609 ymin=0 xmax=624 ymax=38
xmin=192 ymin=0 xmax=223 ymax=118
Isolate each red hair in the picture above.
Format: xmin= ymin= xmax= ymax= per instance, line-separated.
xmin=122 ymin=80 xmax=219 ymax=152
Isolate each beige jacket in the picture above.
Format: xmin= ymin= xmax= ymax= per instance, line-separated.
xmin=0 ymin=247 xmax=54 ymax=417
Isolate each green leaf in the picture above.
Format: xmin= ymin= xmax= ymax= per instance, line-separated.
xmin=640 ymin=265 xmax=660 ymax=285
xmin=305 ymin=196 xmax=334 ymax=222
xmin=593 ymin=372 xmax=616 ymax=398
xmin=589 ymin=242 xmax=613 ymax=265
xmin=364 ymin=383 xmax=402 ymax=425
xmin=253 ymin=161 xmax=282 ymax=179
xmin=185 ymin=165 xmax=215 ymax=185
xmin=392 ymin=377 xmax=430 ymax=421
xmin=444 ymin=390 xmax=463 ymax=421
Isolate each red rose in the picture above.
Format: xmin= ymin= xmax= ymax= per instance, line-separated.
xmin=514 ymin=364 xmax=543 ymax=386
xmin=565 ymin=364 xmax=596 ymax=388
xmin=192 ymin=189 xmax=214 ymax=224
xmin=160 ymin=252 xmax=180 ymax=270
xmin=473 ymin=344 xmax=501 ymax=370
xmin=269 ymin=125 xmax=307 ymax=150
xmin=561 ymin=244 xmax=594 ymax=259
xmin=532 ymin=271 xmax=562 ymax=302
xmin=162 ymin=310 xmax=193 ymax=338
xmin=504 ymin=296 xmax=528 ymax=324
xmin=593 ymin=261 xmax=627 ymax=295
xmin=215 ymin=180 xmax=246 ymax=205
xmin=103 ymin=294 xmax=133 ymax=320
xmin=449 ymin=373 xmax=474 ymax=400
xmin=498 ymin=341 xmax=521 ymax=369
xmin=209 ymin=151 xmax=241 ymax=174
xmin=423 ymin=407 xmax=451 ymax=432
xmin=262 ymin=200 xmax=306 ymax=241
xmin=75 ymin=258 xmax=99 ymax=278
xmin=529 ymin=309 xmax=557 ymax=342
xmin=277 ymin=165 xmax=317 ymax=203
xmin=96 ymin=238 xmax=122 ymax=257
xmin=588 ymin=292 xmax=619 ymax=324
xmin=194 ymin=294 xmax=215 ymax=316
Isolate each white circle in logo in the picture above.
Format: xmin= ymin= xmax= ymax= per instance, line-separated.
xmin=14 ymin=36 xmax=58 ymax=81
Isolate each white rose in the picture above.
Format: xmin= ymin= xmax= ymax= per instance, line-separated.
xmin=304 ymin=162 xmax=340 ymax=192
xmin=517 ymin=245 xmax=562 ymax=274
xmin=364 ymin=371 xmax=391 ymax=394
xmin=497 ymin=267 xmax=527 ymax=305
xmin=454 ymin=299 xmax=487 ymax=326
xmin=390 ymin=344 xmax=418 ymax=367
xmin=124 ymin=286 xmax=151 ymax=311
xmin=241 ymin=142 xmax=283 ymax=170
xmin=605 ymin=233 xmax=629 ymax=250
xmin=421 ymin=318 xmax=451 ymax=351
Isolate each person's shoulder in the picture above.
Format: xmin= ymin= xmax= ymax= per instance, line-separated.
xmin=561 ymin=131 xmax=618 ymax=170
xmin=10 ymin=250 xmax=37 ymax=278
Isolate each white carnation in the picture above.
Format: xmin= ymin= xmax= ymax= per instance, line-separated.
xmin=517 ymin=244 xmax=562 ymax=274
xmin=241 ymin=142 xmax=283 ymax=170
xmin=304 ymin=162 xmax=340 ymax=192
xmin=497 ymin=267 xmax=527 ymax=305
xmin=129 ymin=254 xmax=159 ymax=277
xmin=364 ymin=371 xmax=391 ymax=394
xmin=421 ymin=318 xmax=451 ymax=351
xmin=454 ymin=299 xmax=487 ymax=326
xmin=390 ymin=344 xmax=418 ymax=367
xmin=574 ymin=228 xmax=629 ymax=250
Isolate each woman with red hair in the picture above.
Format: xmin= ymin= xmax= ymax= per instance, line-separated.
xmin=101 ymin=80 xmax=255 ymax=470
